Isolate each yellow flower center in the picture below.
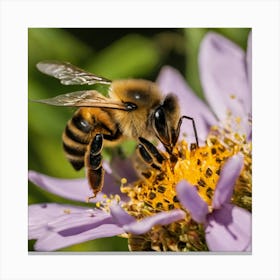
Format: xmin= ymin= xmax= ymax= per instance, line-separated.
xmin=121 ymin=126 xmax=251 ymax=217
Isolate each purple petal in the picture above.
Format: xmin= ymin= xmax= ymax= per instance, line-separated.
xmin=205 ymin=204 xmax=251 ymax=252
xmin=34 ymin=223 xmax=124 ymax=251
xmin=199 ymin=32 xmax=251 ymax=121
xmin=213 ymin=153 xmax=244 ymax=209
xmin=110 ymin=203 xmax=136 ymax=226
xmin=176 ymin=180 xmax=208 ymax=223
xmin=29 ymin=170 xmax=98 ymax=202
xmin=47 ymin=209 xmax=113 ymax=236
xmin=157 ymin=66 xmax=217 ymax=142
xmin=29 ymin=203 xmax=126 ymax=251
xmin=109 ymin=156 xmax=139 ymax=184
xmin=28 ymin=203 xmax=90 ymax=239
xmin=246 ymin=31 xmax=252 ymax=94
xmin=123 ymin=209 xmax=185 ymax=235
xmin=29 ymin=169 xmax=129 ymax=203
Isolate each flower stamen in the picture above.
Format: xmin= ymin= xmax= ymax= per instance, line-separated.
xmin=119 ymin=124 xmax=251 ymax=251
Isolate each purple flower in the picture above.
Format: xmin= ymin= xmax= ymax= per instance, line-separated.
xmin=176 ymin=153 xmax=251 ymax=251
xmin=29 ymin=201 xmax=185 ymax=251
xmin=29 ymin=31 xmax=252 ymax=251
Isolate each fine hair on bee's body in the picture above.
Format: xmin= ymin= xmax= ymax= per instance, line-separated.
xmin=34 ymin=61 xmax=198 ymax=198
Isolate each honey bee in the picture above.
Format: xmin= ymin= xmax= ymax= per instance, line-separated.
xmin=35 ymin=61 xmax=198 ymax=198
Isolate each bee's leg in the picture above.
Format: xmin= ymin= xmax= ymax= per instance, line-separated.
xmin=85 ymin=134 xmax=105 ymax=199
xmin=174 ymin=116 xmax=199 ymax=148
xmin=139 ymin=137 xmax=165 ymax=164
xmin=138 ymin=137 xmax=165 ymax=170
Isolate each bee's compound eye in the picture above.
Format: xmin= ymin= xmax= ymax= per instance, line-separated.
xmin=153 ymin=106 xmax=170 ymax=147
xmin=125 ymin=102 xmax=137 ymax=111
xmin=154 ymin=107 xmax=166 ymax=126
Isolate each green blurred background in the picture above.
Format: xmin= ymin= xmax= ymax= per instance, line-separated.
xmin=28 ymin=28 xmax=251 ymax=251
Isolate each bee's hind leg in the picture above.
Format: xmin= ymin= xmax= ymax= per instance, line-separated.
xmin=137 ymin=137 xmax=165 ymax=170
xmin=85 ymin=134 xmax=105 ymax=199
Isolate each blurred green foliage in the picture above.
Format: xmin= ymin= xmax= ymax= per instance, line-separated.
xmin=28 ymin=28 xmax=251 ymax=252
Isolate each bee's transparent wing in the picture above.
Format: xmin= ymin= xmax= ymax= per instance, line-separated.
xmin=31 ymin=90 xmax=127 ymax=110
xmin=36 ymin=61 xmax=112 ymax=86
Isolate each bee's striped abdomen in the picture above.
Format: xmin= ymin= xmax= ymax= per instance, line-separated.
xmin=62 ymin=107 xmax=122 ymax=172
xmin=62 ymin=112 xmax=93 ymax=171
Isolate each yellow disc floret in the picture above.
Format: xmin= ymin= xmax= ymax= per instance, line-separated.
xmin=122 ymin=126 xmax=251 ymax=218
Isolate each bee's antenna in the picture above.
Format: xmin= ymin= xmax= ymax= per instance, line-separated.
xmin=178 ymin=116 xmax=199 ymax=148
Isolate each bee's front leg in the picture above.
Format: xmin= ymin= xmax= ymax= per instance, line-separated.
xmin=137 ymin=137 xmax=165 ymax=170
xmin=85 ymin=134 xmax=105 ymax=199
